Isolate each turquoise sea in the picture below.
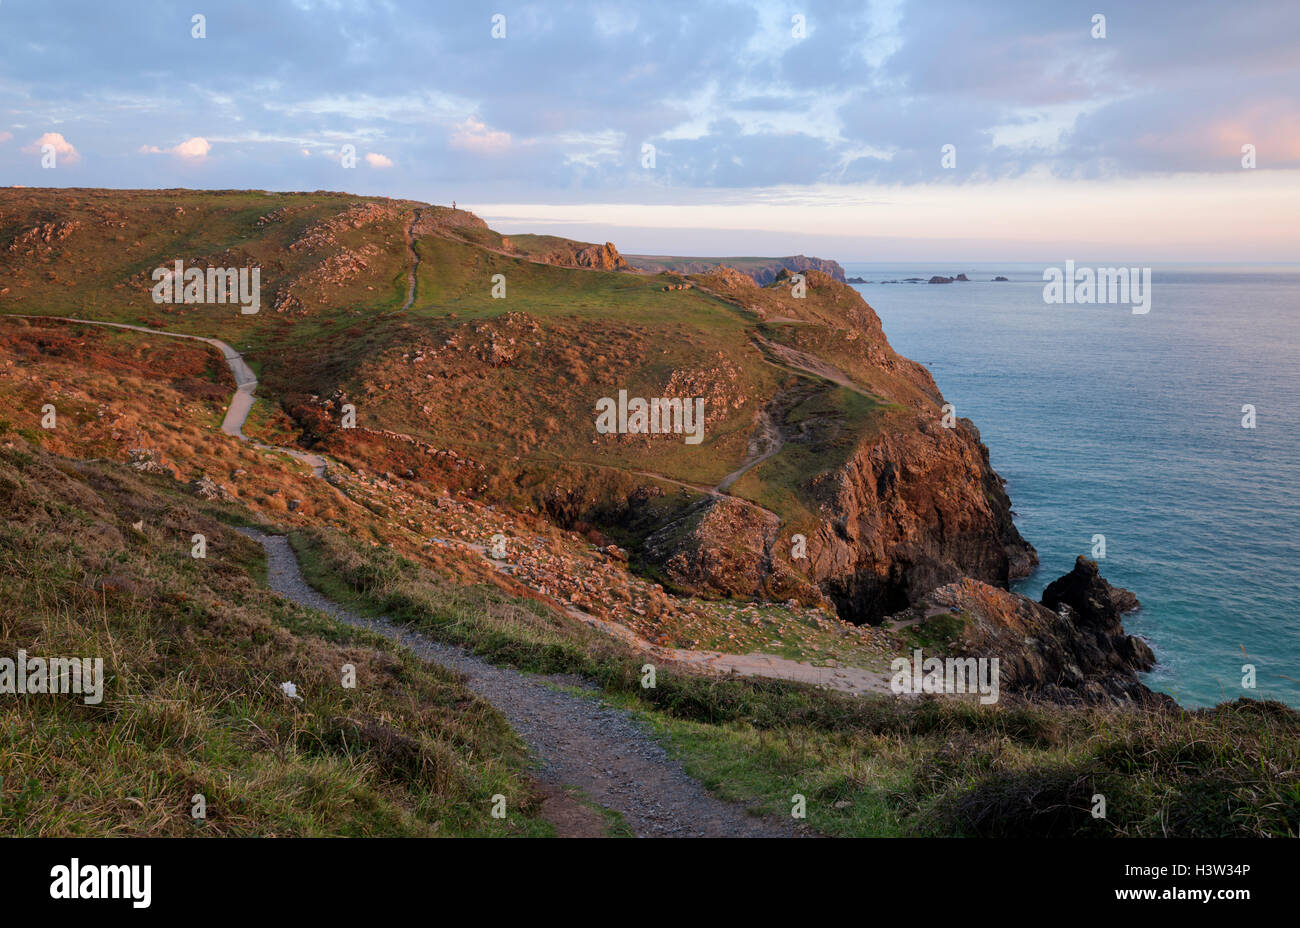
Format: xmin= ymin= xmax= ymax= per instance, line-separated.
xmin=845 ymin=263 xmax=1300 ymax=708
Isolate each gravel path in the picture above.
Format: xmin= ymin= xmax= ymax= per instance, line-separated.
xmin=240 ymin=528 xmax=795 ymax=838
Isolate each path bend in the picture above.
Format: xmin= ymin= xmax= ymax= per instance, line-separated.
xmin=241 ymin=528 xmax=796 ymax=838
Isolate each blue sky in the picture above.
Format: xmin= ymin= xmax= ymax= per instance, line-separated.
xmin=3 ymin=0 xmax=1298 ymax=260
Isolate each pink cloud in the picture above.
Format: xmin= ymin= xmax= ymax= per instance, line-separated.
xmin=450 ymin=118 xmax=511 ymax=154
xmin=140 ymin=137 xmax=212 ymax=160
xmin=24 ymin=132 xmax=80 ymax=163
xmin=173 ymin=137 xmax=211 ymax=159
xmin=365 ymin=152 xmax=394 ymax=168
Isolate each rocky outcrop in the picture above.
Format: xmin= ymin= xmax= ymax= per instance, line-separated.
xmin=638 ymin=269 xmax=1037 ymax=623
xmin=565 ymin=241 xmax=629 ymax=271
xmin=750 ymin=255 xmax=845 ymax=284
xmin=643 ymin=410 xmax=1037 ymax=623
xmin=645 ymin=497 xmax=828 ymax=607
xmin=1041 ymin=556 xmax=1148 ymax=668
xmin=7 ymin=220 xmax=82 ymax=256
xmin=191 ymin=474 xmax=235 ymax=502
xmin=1042 ymin=554 xmax=1141 ymax=618
xmin=896 ymin=569 xmax=1169 ymax=707
xmin=503 ymin=235 xmax=630 ymax=271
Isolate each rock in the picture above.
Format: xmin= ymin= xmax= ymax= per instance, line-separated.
xmin=506 ymin=236 xmax=630 ymax=271
xmin=899 ymin=575 xmax=1171 ymax=708
xmin=928 ymin=275 xmax=954 ymax=284
xmin=954 ymin=273 xmax=969 ymax=281
xmin=288 ymin=499 xmax=302 ymax=512
xmin=992 ymin=276 xmax=1009 ymax=281
xmin=805 ymin=419 xmax=1036 ymax=620
xmin=646 ymin=497 xmax=825 ymax=607
xmin=126 ymin=447 xmax=173 ymax=477
xmin=1042 ymin=555 xmax=1142 ymax=625
xmin=191 ymin=474 xmax=234 ymax=502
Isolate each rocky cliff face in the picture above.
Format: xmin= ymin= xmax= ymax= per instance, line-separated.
xmin=642 ymin=268 xmax=1037 ymax=625
xmin=808 ymin=418 xmax=1037 ymax=620
xmin=744 ymin=255 xmax=846 ymax=284
xmin=649 ymin=413 xmax=1037 ymax=624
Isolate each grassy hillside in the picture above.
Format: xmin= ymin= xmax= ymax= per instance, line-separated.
xmin=0 ymin=189 xmax=914 ymax=544
xmin=0 ymin=433 xmax=552 ymax=836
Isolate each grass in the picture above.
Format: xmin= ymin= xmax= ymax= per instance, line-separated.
xmin=0 ymin=436 xmax=553 ymax=836
xmin=0 ymin=188 xmax=933 ymax=574
xmin=6 ymin=188 xmax=1298 ymax=838
xmin=731 ymin=383 xmax=888 ymax=527
xmin=290 ymin=523 xmax=1300 ymax=838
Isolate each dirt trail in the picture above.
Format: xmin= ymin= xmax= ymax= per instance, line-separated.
xmin=240 ymin=528 xmax=795 ymax=837
xmin=4 ymin=314 xmax=329 ymax=475
xmin=457 ymin=539 xmax=889 ymax=696
xmin=6 ymin=313 xmax=882 ymax=696
xmin=399 ymin=210 xmax=422 ymax=311
xmin=716 ymin=406 xmax=783 ymax=493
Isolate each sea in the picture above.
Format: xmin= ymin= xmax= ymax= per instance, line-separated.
xmin=843 ymin=262 xmax=1300 ymax=708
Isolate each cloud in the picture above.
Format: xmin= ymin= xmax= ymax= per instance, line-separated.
xmin=172 ymin=137 xmax=211 ymax=159
xmin=139 ymin=137 xmax=211 ymax=160
xmin=1 ymin=0 xmax=1297 ymax=191
xmin=450 ymin=118 xmax=511 ymax=154
xmin=0 ymin=132 xmax=12 ymax=144
xmin=24 ymin=132 xmax=79 ymax=163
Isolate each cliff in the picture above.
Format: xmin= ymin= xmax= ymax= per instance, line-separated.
xmin=642 ymin=266 xmax=1036 ymax=624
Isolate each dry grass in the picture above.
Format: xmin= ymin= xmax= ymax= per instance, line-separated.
xmin=0 ymin=435 xmax=551 ymax=836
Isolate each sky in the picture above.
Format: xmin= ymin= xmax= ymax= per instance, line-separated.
xmin=2 ymin=0 xmax=1298 ymax=262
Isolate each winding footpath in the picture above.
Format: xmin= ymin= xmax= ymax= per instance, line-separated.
xmin=5 ymin=314 xmax=330 ymax=475
xmin=241 ymin=528 xmax=794 ymax=837
xmin=4 ymin=311 xmax=885 ymax=833
xmin=7 ymin=312 xmax=885 ymax=697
